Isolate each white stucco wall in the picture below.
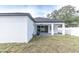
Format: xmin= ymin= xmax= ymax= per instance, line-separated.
xmin=0 ymin=16 xmax=29 ymax=43
xmin=27 ymin=17 xmax=35 ymax=42
xmin=32 ymin=23 xmax=37 ymax=35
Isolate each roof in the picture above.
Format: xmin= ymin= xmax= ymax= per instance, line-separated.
xmin=34 ymin=17 xmax=64 ymax=23
xmin=0 ymin=13 xmax=35 ymax=22
xmin=0 ymin=13 xmax=64 ymax=23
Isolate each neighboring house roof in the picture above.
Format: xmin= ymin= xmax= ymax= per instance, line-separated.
xmin=34 ymin=17 xmax=64 ymax=23
xmin=0 ymin=13 xmax=35 ymax=22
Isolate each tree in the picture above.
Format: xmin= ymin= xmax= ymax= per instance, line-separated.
xmin=47 ymin=5 xmax=77 ymax=27
xmin=47 ymin=10 xmax=59 ymax=19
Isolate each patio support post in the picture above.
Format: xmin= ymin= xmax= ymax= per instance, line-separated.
xmin=51 ymin=23 xmax=54 ymax=35
xmin=62 ymin=23 xmax=65 ymax=35
xmin=48 ymin=25 xmax=50 ymax=33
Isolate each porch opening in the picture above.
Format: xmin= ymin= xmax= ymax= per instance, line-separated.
xmin=37 ymin=25 xmax=49 ymax=35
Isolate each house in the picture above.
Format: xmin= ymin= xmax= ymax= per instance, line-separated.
xmin=0 ymin=13 xmax=65 ymax=43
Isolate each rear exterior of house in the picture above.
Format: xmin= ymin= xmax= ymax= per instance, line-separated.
xmin=0 ymin=13 xmax=65 ymax=43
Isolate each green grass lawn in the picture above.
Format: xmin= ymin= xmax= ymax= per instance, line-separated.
xmin=0 ymin=35 xmax=79 ymax=53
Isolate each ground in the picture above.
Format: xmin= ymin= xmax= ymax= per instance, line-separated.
xmin=0 ymin=35 xmax=79 ymax=53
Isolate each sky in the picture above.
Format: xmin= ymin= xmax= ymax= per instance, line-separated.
xmin=0 ymin=5 xmax=79 ymax=17
xmin=0 ymin=0 xmax=78 ymax=18
xmin=0 ymin=5 xmax=57 ymax=17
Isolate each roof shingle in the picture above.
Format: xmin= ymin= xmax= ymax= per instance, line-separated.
xmin=34 ymin=17 xmax=64 ymax=23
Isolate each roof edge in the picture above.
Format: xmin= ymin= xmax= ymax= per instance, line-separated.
xmin=0 ymin=12 xmax=35 ymax=22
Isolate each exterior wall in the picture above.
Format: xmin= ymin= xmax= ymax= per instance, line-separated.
xmin=27 ymin=17 xmax=35 ymax=42
xmin=65 ymin=27 xmax=79 ymax=36
xmin=53 ymin=24 xmax=58 ymax=34
xmin=34 ymin=24 xmax=37 ymax=35
xmin=0 ymin=16 xmax=28 ymax=43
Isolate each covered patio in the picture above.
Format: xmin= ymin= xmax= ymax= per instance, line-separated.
xmin=34 ymin=17 xmax=65 ymax=36
xmin=35 ymin=23 xmax=65 ymax=35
